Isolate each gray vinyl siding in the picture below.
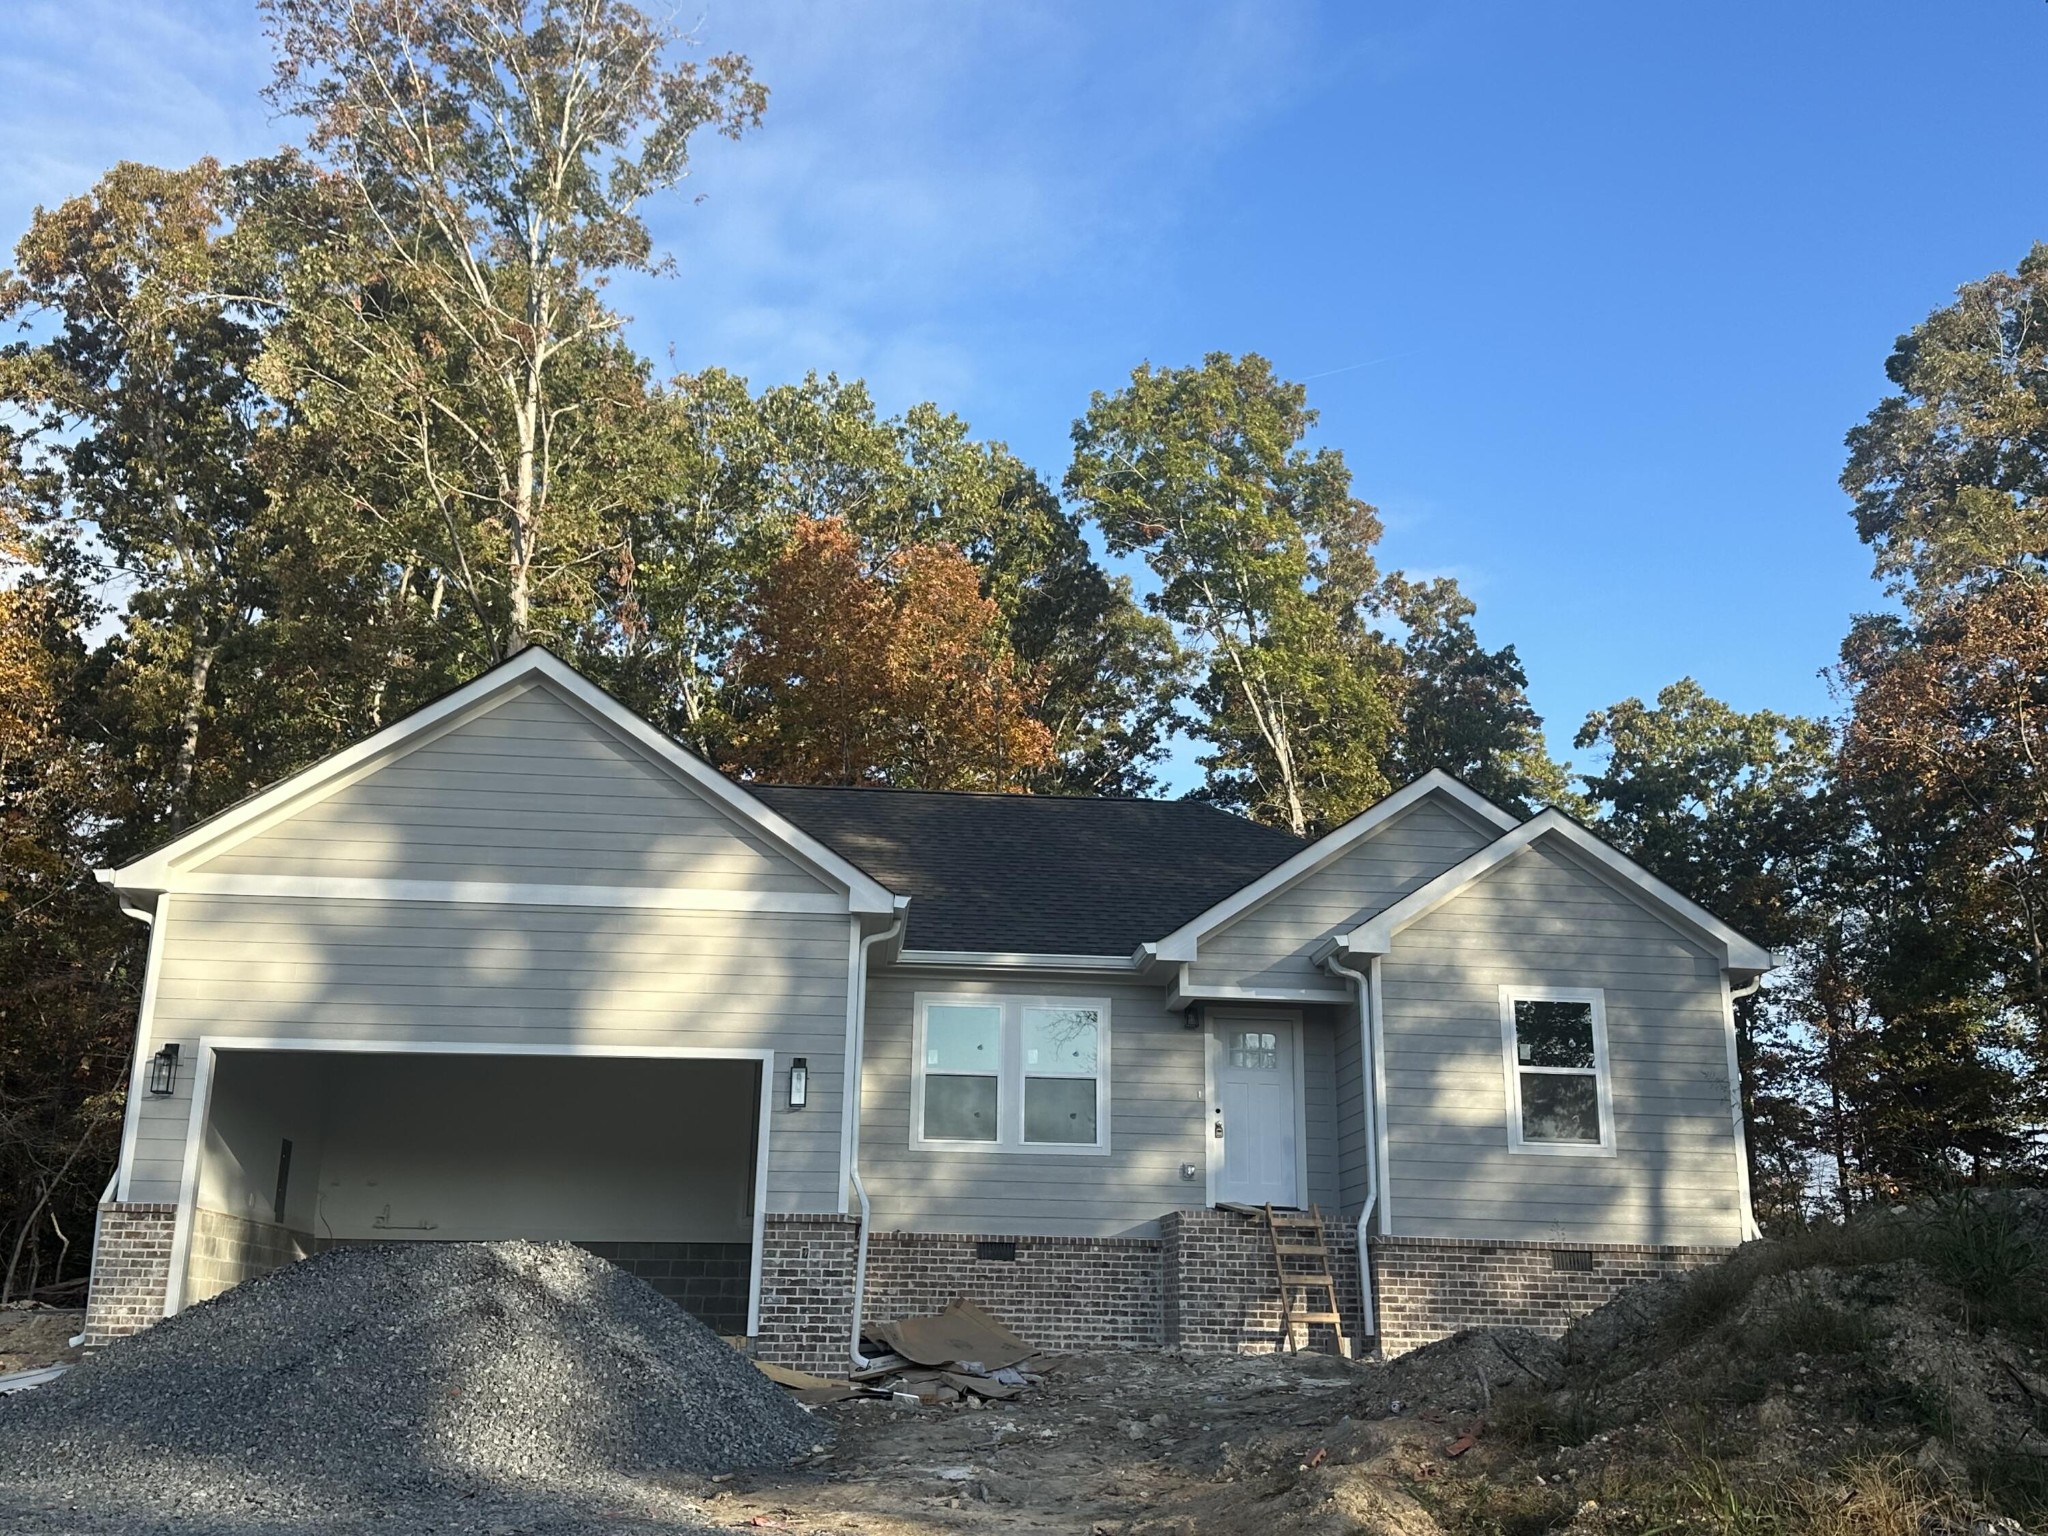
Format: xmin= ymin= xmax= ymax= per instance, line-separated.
xmin=1378 ymin=841 xmax=1743 ymax=1247
xmin=1302 ymin=1010 xmax=1341 ymax=1212
xmin=1333 ymin=1006 xmax=1368 ymax=1218
xmin=1188 ymin=798 xmax=1497 ymax=991
xmin=197 ymin=686 xmax=826 ymax=893
xmin=126 ymin=894 xmax=852 ymax=1215
xmin=860 ymin=969 xmax=1206 ymax=1237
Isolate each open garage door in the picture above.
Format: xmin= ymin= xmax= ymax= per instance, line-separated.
xmin=174 ymin=1046 xmax=771 ymax=1336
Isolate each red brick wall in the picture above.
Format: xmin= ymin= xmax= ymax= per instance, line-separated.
xmin=862 ymin=1230 xmax=1163 ymax=1353
xmin=1371 ymin=1234 xmax=1729 ymax=1355
xmin=1163 ymin=1208 xmax=1366 ymax=1354
xmin=81 ymin=1202 xmax=177 ymax=1347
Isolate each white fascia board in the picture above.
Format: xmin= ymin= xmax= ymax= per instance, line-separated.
xmin=132 ymin=874 xmax=853 ymax=914
xmin=106 ymin=648 xmax=899 ymax=915
xmin=1146 ymin=771 xmax=1522 ymax=963
xmin=1337 ymin=810 xmax=1776 ymax=974
xmin=894 ymin=949 xmax=1138 ymax=972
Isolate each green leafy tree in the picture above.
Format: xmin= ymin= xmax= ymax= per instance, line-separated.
xmin=1577 ymin=680 xmax=1842 ymax=1222
xmin=612 ymin=370 xmax=1183 ymax=793
xmin=1843 ymin=243 xmax=2048 ymax=600
xmin=260 ymin=0 xmax=766 ymax=656
xmin=1382 ymin=575 xmax=1574 ymax=815
xmin=1067 ymin=352 xmax=1397 ymax=833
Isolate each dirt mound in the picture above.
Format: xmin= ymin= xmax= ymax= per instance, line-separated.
xmin=1475 ymin=1193 xmax=2048 ymax=1527
xmin=0 ymin=1240 xmax=819 ymax=1528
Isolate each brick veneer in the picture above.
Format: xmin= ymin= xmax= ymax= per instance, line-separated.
xmin=185 ymin=1209 xmax=312 ymax=1306
xmin=1371 ymin=1234 xmax=1731 ymax=1355
xmin=577 ymin=1241 xmax=753 ymax=1335
xmin=756 ymin=1214 xmax=860 ymax=1374
xmin=81 ymin=1202 xmax=177 ymax=1346
xmin=1163 ymin=1208 xmax=1366 ymax=1354
xmin=863 ymin=1230 xmax=1164 ymax=1353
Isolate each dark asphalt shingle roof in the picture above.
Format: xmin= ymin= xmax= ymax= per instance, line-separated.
xmin=750 ymin=785 xmax=1306 ymax=955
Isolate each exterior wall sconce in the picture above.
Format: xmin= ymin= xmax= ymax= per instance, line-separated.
xmin=788 ymin=1056 xmax=808 ymax=1109
xmin=148 ymin=1043 xmax=180 ymax=1097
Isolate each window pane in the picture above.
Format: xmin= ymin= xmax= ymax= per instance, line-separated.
xmin=1520 ymin=1071 xmax=1601 ymax=1142
xmin=1514 ymin=1000 xmax=1595 ymax=1068
xmin=924 ymin=1074 xmax=998 ymax=1141
xmin=1023 ymin=1006 xmax=1099 ymax=1074
xmin=1229 ymin=1030 xmax=1279 ymax=1071
xmin=1025 ymin=1076 xmax=1097 ymax=1144
xmin=925 ymin=1005 xmax=1000 ymax=1071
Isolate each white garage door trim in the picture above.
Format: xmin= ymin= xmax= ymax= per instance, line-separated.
xmin=166 ymin=1037 xmax=778 ymax=1334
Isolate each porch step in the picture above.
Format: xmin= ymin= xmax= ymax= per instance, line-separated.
xmin=1264 ymin=1202 xmax=1350 ymax=1358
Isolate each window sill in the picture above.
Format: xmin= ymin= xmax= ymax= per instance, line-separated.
xmin=1506 ymin=1139 xmax=1618 ymax=1158
xmin=908 ymin=1136 xmax=1113 ymax=1157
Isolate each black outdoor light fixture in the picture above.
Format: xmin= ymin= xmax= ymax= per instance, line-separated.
xmin=788 ymin=1056 xmax=808 ymax=1109
xmin=147 ymin=1043 xmax=180 ymax=1097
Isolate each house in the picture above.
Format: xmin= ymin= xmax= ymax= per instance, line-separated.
xmin=84 ymin=648 xmax=1769 ymax=1369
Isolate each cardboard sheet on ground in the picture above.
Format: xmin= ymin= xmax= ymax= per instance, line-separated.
xmin=866 ymin=1297 xmax=1033 ymax=1371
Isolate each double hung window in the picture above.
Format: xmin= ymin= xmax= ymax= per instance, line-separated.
xmin=1499 ymin=987 xmax=1615 ymax=1155
xmin=913 ymin=995 xmax=1110 ymax=1153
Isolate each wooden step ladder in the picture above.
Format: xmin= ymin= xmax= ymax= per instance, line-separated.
xmin=1264 ymin=1204 xmax=1350 ymax=1358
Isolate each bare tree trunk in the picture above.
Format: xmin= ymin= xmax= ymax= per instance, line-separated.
xmin=167 ymin=637 xmax=218 ymax=833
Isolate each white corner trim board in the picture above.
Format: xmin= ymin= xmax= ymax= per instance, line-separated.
xmin=103 ymin=648 xmax=899 ymax=916
xmin=162 ymin=1037 xmax=779 ymax=1333
xmin=1141 ymin=770 xmax=1522 ymax=965
xmin=1337 ymin=809 xmax=1776 ymax=975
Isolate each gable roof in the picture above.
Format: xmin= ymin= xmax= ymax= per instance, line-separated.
xmin=752 ymin=785 xmax=1304 ymax=956
xmin=103 ymin=648 xmax=900 ymax=915
xmin=1328 ymin=808 xmax=1776 ymax=975
xmin=1141 ymin=770 xmax=1522 ymax=963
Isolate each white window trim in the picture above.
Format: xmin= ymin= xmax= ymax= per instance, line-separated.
xmin=1498 ymin=985 xmax=1617 ymax=1158
xmin=910 ymin=992 xmax=1111 ymax=1156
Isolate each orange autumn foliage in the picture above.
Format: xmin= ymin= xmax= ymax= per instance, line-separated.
xmin=726 ymin=516 xmax=1054 ymax=790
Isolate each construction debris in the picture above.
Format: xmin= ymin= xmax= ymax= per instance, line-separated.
xmin=756 ymin=1297 xmax=1047 ymax=1410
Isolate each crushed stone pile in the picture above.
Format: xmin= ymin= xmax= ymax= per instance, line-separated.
xmin=0 ymin=1240 xmax=819 ymax=1528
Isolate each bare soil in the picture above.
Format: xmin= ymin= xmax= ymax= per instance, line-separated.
xmin=0 ymin=1307 xmax=83 ymax=1374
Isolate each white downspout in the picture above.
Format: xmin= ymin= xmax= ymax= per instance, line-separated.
xmin=1725 ymin=971 xmax=1766 ymax=1242
xmin=1324 ymin=951 xmax=1378 ymax=1342
xmin=847 ymin=910 xmax=906 ymax=1369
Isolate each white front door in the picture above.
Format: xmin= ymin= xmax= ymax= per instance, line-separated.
xmin=1211 ymin=1017 xmax=1300 ymax=1207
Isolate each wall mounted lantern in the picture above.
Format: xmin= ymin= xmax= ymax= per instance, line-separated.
xmin=788 ymin=1056 xmax=808 ymax=1109
xmin=147 ymin=1043 xmax=180 ymax=1097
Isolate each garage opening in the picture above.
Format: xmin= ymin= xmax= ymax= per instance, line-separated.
xmin=183 ymin=1049 xmax=767 ymax=1335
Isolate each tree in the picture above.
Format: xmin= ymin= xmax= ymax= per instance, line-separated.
xmin=1843 ymin=243 xmax=2048 ymax=601
xmin=1382 ymin=575 xmax=1574 ymax=815
xmin=1576 ymin=680 xmax=1842 ymax=1223
xmin=261 ymin=0 xmax=766 ymax=656
xmin=723 ymin=516 xmax=1054 ymax=790
xmin=1067 ymin=353 xmax=1397 ymax=834
xmin=0 ymin=159 xmax=277 ymax=834
xmin=610 ymin=370 xmax=1183 ymax=793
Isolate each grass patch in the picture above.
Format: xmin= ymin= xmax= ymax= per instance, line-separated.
xmin=1491 ymin=1383 xmax=1606 ymax=1451
xmin=1918 ymin=1195 xmax=2047 ymax=1334
xmin=1739 ymin=1296 xmax=1879 ymax=1359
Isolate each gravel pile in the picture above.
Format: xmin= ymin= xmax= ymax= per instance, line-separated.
xmin=0 ymin=1240 xmax=819 ymax=1531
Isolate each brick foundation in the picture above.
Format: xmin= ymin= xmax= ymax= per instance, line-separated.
xmin=1371 ymin=1235 xmax=1731 ymax=1355
xmin=578 ymin=1241 xmax=752 ymax=1335
xmin=81 ymin=1202 xmax=177 ymax=1346
xmin=185 ymin=1209 xmax=313 ymax=1307
xmin=1163 ymin=1208 xmax=1366 ymax=1354
xmin=863 ymin=1230 xmax=1164 ymax=1352
xmin=756 ymin=1214 xmax=860 ymax=1374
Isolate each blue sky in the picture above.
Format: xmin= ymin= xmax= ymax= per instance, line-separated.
xmin=7 ymin=1 xmax=2046 ymax=789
